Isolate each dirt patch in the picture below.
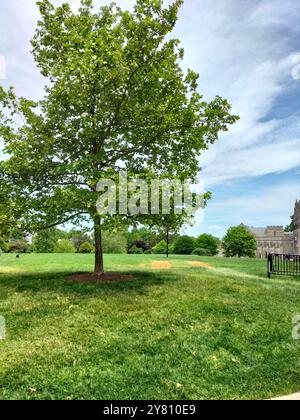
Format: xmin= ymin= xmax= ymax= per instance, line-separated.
xmin=151 ymin=261 xmax=172 ymax=270
xmin=0 ymin=267 xmax=25 ymax=274
xmin=65 ymin=273 xmax=135 ymax=283
xmin=189 ymin=262 xmax=213 ymax=269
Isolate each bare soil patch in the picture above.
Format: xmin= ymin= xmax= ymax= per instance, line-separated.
xmin=189 ymin=262 xmax=213 ymax=269
xmin=151 ymin=261 xmax=172 ymax=270
xmin=65 ymin=273 xmax=135 ymax=283
xmin=0 ymin=267 xmax=25 ymax=274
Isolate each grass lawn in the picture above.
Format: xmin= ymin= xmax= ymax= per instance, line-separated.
xmin=0 ymin=253 xmax=300 ymax=400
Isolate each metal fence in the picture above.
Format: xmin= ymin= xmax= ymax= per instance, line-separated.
xmin=268 ymin=254 xmax=300 ymax=278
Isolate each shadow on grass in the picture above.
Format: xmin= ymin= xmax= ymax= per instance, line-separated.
xmin=0 ymin=269 xmax=179 ymax=298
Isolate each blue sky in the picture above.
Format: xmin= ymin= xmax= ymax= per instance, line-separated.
xmin=0 ymin=0 xmax=300 ymax=237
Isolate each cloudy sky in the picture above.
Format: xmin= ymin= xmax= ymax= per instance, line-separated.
xmin=1 ymin=0 xmax=300 ymax=236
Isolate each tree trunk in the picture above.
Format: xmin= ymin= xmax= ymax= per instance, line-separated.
xmin=94 ymin=215 xmax=104 ymax=276
xmin=166 ymin=227 xmax=169 ymax=258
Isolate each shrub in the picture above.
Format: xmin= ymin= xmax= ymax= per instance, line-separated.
xmin=0 ymin=238 xmax=9 ymax=253
xmin=79 ymin=241 xmax=94 ymax=254
xmin=128 ymin=240 xmax=150 ymax=253
xmin=54 ymin=239 xmax=76 ymax=253
xmin=192 ymin=248 xmax=212 ymax=256
xmin=129 ymin=245 xmax=143 ymax=254
xmin=144 ymin=249 xmax=152 ymax=254
xmin=173 ymin=236 xmax=195 ymax=255
xmin=196 ymin=234 xmax=219 ymax=256
xmin=152 ymin=240 xmax=167 ymax=255
xmin=8 ymin=239 xmax=29 ymax=253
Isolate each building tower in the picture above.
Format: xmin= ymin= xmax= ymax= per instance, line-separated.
xmin=293 ymin=200 xmax=300 ymax=254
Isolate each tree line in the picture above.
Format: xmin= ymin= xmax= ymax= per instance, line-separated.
xmin=0 ymin=224 xmax=257 ymax=258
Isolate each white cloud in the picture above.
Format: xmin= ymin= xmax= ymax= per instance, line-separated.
xmin=201 ymin=116 xmax=300 ymax=186
xmin=0 ymin=55 xmax=6 ymax=80
xmin=208 ymin=225 xmax=222 ymax=231
xmin=171 ymin=0 xmax=300 ymax=187
xmin=212 ymin=182 xmax=300 ymax=217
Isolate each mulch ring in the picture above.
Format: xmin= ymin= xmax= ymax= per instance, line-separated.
xmin=65 ymin=273 xmax=135 ymax=283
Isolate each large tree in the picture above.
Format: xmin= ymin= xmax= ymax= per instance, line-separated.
xmin=223 ymin=225 xmax=257 ymax=258
xmin=196 ymin=233 xmax=219 ymax=256
xmin=0 ymin=0 xmax=238 ymax=275
xmin=285 ymin=215 xmax=295 ymax=233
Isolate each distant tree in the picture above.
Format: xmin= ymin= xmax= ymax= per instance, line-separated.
xmin=79 ymin=241 xmax=94 ymax=254
xmin=285 ymin=215 xmax=295 ymax=232
xmin=152 ymin=240 xmax=167 ymax=254
xmin=102 ymin=231 xmax=127 ymax=254
xmin=173 ymin=235 xmax=195 ymax=255
xmin=196 ymin=234 xmax=219 ymax=256
xmin=68 ymin=229 xmax=93 ymax=253
xmin=149 ymin=214 xmax=191 ymax=258
xmin=126 ymin=228 xmax=161 ymax=249
xmin=32 ymin=228 xmax=67 ymax=253
xmin=54 ymin=239 xmax=76 ymax=253
xmin=223 ymin=226 xmax=257 ymax=258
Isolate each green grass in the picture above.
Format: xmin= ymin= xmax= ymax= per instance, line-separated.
xmin=0 ymin=253 xmax=300 ymax=400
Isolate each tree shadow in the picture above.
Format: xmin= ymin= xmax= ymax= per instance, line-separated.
xmin=0 ymin=268 xmax=179 ymax=299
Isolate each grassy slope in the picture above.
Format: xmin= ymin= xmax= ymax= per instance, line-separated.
xmin=0 ymin=253 xmax=300 ymax=400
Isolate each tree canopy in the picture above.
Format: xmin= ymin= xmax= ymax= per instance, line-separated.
xmin=222 ymin=225 xmax=257 ymax=258
xmin=196 ymin=233 xmax=219 ymax=256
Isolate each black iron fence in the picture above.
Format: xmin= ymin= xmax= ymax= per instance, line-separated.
xmin=268 ymin=254 xmax=300 ymax=278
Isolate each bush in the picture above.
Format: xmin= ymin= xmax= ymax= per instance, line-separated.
xmin=0 ymin=238 xmax=9 ymax=253
xmin=8 ymin=239 xmax=29 ymax=253
xmin=79 ymin=241 xmax=94 ymax=254
xmin=196 ymin=234 xmax=219 ymax=256
xmin=129 ymin=245 xmax=143 ymax=254
xmin=152 ymin=240 xmax=167 ymax=255
xmin=54 ymin=239 xmax=76 ymax=253
xmin=192 ymin=248 xmax=212 ymax=256
xmin=128 ymin=240 xmax=150 ymax=253
xmin=144 ymin=249 xmax=152 ymax=254
xmin=173 ymin=236 xmax=195 ymax=255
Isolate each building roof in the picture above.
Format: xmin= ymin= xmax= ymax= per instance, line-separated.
xmin=247 ymin=227 xmax=266 ymax=235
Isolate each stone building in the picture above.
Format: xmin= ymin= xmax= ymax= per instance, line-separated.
xmin=245 ymin=200 xmax=300 ymax=258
